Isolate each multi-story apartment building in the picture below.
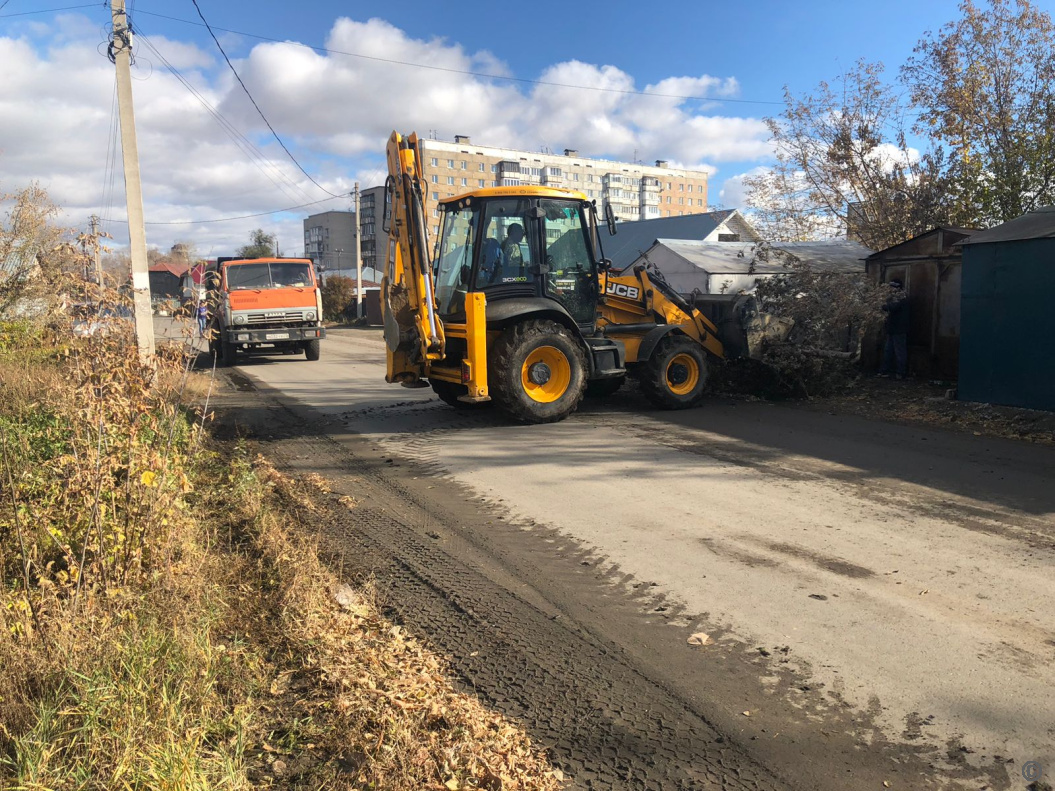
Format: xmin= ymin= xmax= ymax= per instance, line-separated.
xmin=417 ymin=135 xmax=710 ymax=239
xmin=358 ymin=185 xmax=385 ymax=277
xmin=303 ymin=210 xmax=357 ymax=279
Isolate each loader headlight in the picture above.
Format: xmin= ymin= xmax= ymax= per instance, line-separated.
xmin=305 ymin=310 xmax=317 ymax=321
xmin=234 ymin=314 xmax=247 ymax=325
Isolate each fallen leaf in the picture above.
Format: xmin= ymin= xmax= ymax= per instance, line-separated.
xmin=742 ymin=710 xmax=751 ymax=716
xmin=687 ymin=632 xmax=711 ymax=646
xmin=883 ymin=782 xmax=891 ymax=788
xmin=919 ymin=589 xmax=929 ymax=596
xmin=445 ymin=779 xmax=460 ymax=790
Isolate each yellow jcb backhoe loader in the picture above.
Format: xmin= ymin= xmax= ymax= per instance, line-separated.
xmin=381 ymin=130 xmax=728 ymax=424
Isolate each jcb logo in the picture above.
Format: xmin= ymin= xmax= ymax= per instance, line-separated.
xmin=606 ymin=282 xmax=640 ymax=299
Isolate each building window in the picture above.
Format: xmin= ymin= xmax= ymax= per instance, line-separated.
xmin=430 ymin=158 xmax=438 ymax=167
xmin=447 ymin=176 xmax=455 ymax=185
xmin=432 ymin=191 xmax=439 ymax=200
xmin=478 ymin=179 xmax=485 ymax=187
xmin=432 ymin=175 xmax=438 ymax=183
xmin=491 ymin=164 xmax=498 ymax=173
xmin=461 ymin=178 xmax=468 ymax=186
xmin=687 ymin=185 xmax=693 ymax=193
xmin=461 ymin=160 xmax=467 ymax=169
xmin=679 ymin=184 xmax=684 ymax=191
xmin=447 ymin=159 xmax=454 ymax=168
xmin=698 ymin=199 xmax=705 ymax=206
xmin=666 ymin=196 xmax=671 ymax=204
xmin=491 ymin=181 xmax=498 ymax=187
xmin=479 ymin=163 xmax=485 ymax=171
xmin=718 ymin=233 xmax=740 ymax=242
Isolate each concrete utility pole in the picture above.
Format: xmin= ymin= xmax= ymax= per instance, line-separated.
xmin=89 ymin=214 xmax=102 ymax=286
xmin=354 ymin=181 xmax=363 ymax=318
xmin=111 ymin=0 xmax=155 ymax=365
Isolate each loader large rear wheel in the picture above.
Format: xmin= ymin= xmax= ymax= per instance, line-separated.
xmin=490 ymin=319 xmax=586 ymax=424
xmin=640 ymin=335 xmax=708 ymax=409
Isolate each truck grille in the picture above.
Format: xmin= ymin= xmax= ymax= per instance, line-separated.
xmin=246 ymin=311 xmax=306 ymax=323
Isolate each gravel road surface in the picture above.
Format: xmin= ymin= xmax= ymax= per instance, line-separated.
xmin=162 ymin=320 xmax=1055 ymax=790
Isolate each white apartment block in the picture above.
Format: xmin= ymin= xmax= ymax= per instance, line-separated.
xmin=418 ymin=135 xmax=710 ymax=239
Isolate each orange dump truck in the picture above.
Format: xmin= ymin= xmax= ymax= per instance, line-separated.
xmin=207 ymin=256 xmax=325 ymax=364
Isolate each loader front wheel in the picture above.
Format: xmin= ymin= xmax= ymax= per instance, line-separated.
xmin=640 ymin=335 xmax=708 ymax=409
xmin=490 ymin=319 xmax=586 ymax=424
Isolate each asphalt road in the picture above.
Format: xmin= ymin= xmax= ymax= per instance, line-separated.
xmin=166 ymin=320 xmax=1055 ymax=790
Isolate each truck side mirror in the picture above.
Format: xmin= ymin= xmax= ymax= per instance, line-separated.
xmin=604 ymin=203 xmax=617 ymax=235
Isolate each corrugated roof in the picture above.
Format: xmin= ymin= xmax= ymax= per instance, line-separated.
xmin=641 ymin=239 xmax=871 ymax=275
xmin=602 ymin=210 xmax=736 ymax=269
xmin=149 ymin=261 xmax=189 ymax=278
xmin=960 ymin=207 xmax=1055 ymax=245
xmin=1 ymin=249 xmax=38 ymax=276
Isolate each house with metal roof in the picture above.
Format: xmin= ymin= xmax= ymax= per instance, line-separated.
xmin=630 ymin=238 xmax=871 ymax=296
xmin=148 ymin=261 xmax=189 ymax=299
xmin=602 ymin=209 xmax=761 ymax=271
xmin=958 ymin=207 xmax=1055 ymax=411
xmin=1 ymin=249 xmax=47 ymax=318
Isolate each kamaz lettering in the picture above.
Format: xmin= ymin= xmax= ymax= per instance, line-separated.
xmin=606 ymin=283 xmax=641 ymax=300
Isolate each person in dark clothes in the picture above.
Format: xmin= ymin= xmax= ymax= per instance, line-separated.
xmin=879 ymin=279 xmax=909 ymax=378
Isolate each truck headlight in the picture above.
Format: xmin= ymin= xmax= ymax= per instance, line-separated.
xmin=234 ymin=314 xmax=247 ymax=325
xmin=305 ymin=310 xmax=317 ymax=321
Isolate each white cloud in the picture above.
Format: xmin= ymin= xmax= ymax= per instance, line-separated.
xmin=720 ymin=166 xmax=770 ymax=208
xmin=0 ymin=13 xmax=776 ymax=255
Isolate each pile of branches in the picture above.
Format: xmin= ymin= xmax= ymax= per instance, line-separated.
xmin=727 ymin=245 xmax=889 ymax=398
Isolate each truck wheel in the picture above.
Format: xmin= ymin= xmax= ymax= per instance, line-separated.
xmin=304 ymin=339 xmax=321 ymax=361
xmin=640 ymin=335 xmax=708 ymax=409
xmin=490 ymin=319 xmax=586 ymax=424
xmin=220 ymin=338 xmax=238 ymax=366
xmin=585 ymin=376 xmax=625 ymax=398
xmin=429 ymin=379 xmax=490 ymax=410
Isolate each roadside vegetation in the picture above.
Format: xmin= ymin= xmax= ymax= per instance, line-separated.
xmin=0 ymin=185 xmax=562 ymax=788
xmin=0 ymin=311 xmax=562 ymax=790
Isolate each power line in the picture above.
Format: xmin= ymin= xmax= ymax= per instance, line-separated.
xmin=133 ymin=8 xmax=786 ymax=107
xmin=101 ymin=193 xmax=347 ymax=225
xmin=136 ymin=31 xmax=321 ymax=208
xmin=189 ymin=0 xmax=344 ymax=198
xmin=0 ymin=3 xmax=100 ymax=17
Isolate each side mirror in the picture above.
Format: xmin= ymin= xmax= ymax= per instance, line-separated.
xmin=604 ymin=202 xmax=617 ymax=235
xmin=598 ymin=258 xmax=613 ymax=272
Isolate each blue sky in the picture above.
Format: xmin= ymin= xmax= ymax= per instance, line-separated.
xmin=2 ymin=0 xmax=1054 ymax=254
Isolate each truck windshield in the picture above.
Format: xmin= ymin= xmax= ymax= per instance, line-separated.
xmin=226 ymin=262 xmax=313 ymax=290
xmin=435 ymin=204 xmax=477 ymax=314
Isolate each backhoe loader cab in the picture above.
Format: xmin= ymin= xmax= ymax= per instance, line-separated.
xmin=434 ymin=191 xmax=600 ymax=327
xmin=382 ymin=130 xmax=726 ymax=424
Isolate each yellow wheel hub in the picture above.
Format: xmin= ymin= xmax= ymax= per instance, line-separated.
xmin=521 ymin=346 xmax=572 ymax=403
xmin=665 ymin=352 xmax=700 ymax=396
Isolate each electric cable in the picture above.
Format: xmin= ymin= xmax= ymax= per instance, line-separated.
xmin=0 ymin=3 xmax=99 ymax=17
xmin=100 ymin=193 xmax=345 ymax=225
xmin=134 ymin=8 xmax=786 ymax=107
xmin=189 ymin=0 xmax=344 ymax=197
xmin=136 ymin=30 xmax=323 ymax=207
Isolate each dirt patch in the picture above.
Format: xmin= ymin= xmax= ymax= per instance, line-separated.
xmin=793 ymin=376 xmax=1055 ymax=445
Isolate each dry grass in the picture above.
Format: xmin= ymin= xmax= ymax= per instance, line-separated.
xmin=0 ymin=316 xmax=564 ymax=790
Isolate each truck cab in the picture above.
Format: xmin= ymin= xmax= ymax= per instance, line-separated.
xmin=209 ymin=257 xmax=326 ymax=364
